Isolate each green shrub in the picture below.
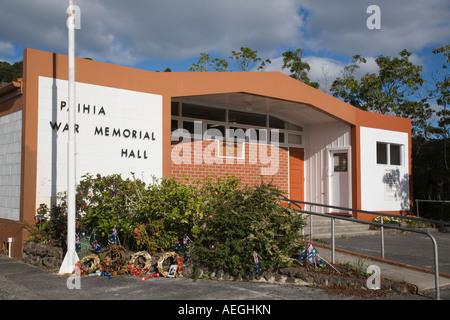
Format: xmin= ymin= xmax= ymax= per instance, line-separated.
xmin=190 ymin=181 xmax=305 ymax=276
xmin=80 ymin=173 xmax=146 ymax=247
xmin=32 ymin=174 xmax=305 ymax=275
xmin=24 ymin=203 xmax=67 ymax=247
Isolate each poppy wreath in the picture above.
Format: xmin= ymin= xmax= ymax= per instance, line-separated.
xmin=157 ymin=252 xmax=183 ymax=277
xmin=77 ymin=254 xmax=100 ymax=275
xmin=127 ymin=251 xmax=152 ymax=276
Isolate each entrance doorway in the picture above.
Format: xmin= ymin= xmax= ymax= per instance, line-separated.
xmin=328 ymin=148 xmax=351 ymax=214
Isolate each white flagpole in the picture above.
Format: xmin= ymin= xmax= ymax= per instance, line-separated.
xmin=59 ymin=0 xmax=79 ymax=274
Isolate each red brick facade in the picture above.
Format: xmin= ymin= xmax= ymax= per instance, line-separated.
xmin=171 ymin=140 xmax=290 ymax=194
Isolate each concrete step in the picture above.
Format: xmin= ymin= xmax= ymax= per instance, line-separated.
xmin=300 ymin=214 xmax=381 ymax=239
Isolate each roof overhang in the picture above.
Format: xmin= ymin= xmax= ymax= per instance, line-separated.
xmin=19 ymin=48 xmax=410 ymax=134
xmin=0 ymin=79 xmax=23 ymax=104
xmin=173 ymin=92 xmax=342 ymax=126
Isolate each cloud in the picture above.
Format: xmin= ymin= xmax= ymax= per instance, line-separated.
xmin=0 ymin=41 xmax=16 ymax=57
xmin=0 ymin=0 xmax=447 ymax=69
xmin=0 ymin=0 xmax=305 ymax=66
xmin=0 ymin=1 xmax=67 ymax=57
xmin=299 ymin=0 xmax=450 ymax=56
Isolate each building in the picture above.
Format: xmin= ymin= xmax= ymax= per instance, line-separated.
xmin=0 ymin=48 xmax=412 ymax=258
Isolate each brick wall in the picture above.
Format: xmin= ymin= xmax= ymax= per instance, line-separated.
xmin=0 ymin=110 xmax=22 ymax=221
xmin=171 ymin=139 xmax=289 ymax=194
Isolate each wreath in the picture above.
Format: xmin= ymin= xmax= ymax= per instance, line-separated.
xmin=102 ymin=245 xmax=126 ymax=261
xmin=77 ymin=254 xmax=100 ymax=275
xmin=157 ymin=252 xmax=184 ymax=278
xmin=127 ymin=251 xmax=152 ymax=276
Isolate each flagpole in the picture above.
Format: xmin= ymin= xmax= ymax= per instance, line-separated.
xmin=59 ymin=0 xmax=79 ymax=274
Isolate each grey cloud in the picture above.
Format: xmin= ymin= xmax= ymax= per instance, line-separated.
xmin=1 ymin=0 xmax=447 ymax=67
xmin=0 ymin=0 xmax=304 ymax=65
xmin=299 ymin=0 xmax=450 ymax=56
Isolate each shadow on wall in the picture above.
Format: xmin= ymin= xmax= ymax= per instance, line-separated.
xmin=382 ymin=168 xmax=410 ymax=212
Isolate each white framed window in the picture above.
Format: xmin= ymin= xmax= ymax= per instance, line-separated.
xmin=217 ymin=140 xmax=245 ymax=159
xmin=171 ymin=101 xmax=304 ymax=147
xmin=376 ymin=142 xmax=403 ymax=166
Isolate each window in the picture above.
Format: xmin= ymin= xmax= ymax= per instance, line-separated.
xmin=171 ymin=119 xmax=178 ymax=132
xmin=218 ymin=141 xmax=244 ymax=159
xmin=333 ymin=153 xmax=348 ymax=172
xmin=171 ymin=102 xmax=180 ymax=116
xmin=269 ymin=116 xmax=302 ymax=131
xmin=205 ymin=123 xmax=225 ymax=140
xmin=377 ymin=142 xmax=402 ymax=165
xmin=288 ymin=134 xmax=302 ymax=145
xmin=182 ymin=121 xmax=196 ymax=137
xmin=228 ymin=110 xmax=266 ymax=127
xmin=171 ymin=100 xmax=304 ymax=147
xmin=390 ymin=144 xmax=401 ymax=165
xmin=377 ymin=142 xmax=388 ymax=164
xmin=182 ymin=103 xmax=226 ymax=122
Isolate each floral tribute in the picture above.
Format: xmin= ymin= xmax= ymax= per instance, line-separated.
xmin=126 ymin=251 xmax=152 ymax=276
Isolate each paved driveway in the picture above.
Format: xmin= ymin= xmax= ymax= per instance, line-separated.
xmin=329 ymin=231 xmax=450 ymax=275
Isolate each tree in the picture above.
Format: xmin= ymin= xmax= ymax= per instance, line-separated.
xmin=229 ymin=47 xmax=271 ymax=71
xmin=328 ymin=55 xmax=366 ymax=107
xmin=281 ymin=49 xmax=319 ymax=89
xmin=189 ymin=53 xmax=228 ymax=72
xmin=429 ymin=45 xmax=450 ymax=169
xmin=0 ymin=61 xmax=23 ymax=86
xmin=330 ymin=50 xmax=432 ymax=136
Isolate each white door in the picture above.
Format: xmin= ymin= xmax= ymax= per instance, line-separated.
xmin=329 ymin=150 xmax=350 ymax=213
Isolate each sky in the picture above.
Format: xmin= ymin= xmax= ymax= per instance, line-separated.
xmin=0 ymin=0 xmax=449 ymax=94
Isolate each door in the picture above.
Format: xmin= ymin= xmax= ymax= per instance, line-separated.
xmin=289 ymin=147 xmax=304 ymax=202
xmin=328 ymin=150 xmax=350 ymax=213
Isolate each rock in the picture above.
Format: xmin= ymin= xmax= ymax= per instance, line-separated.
xmin=22 ymin=253 xmax=35 ymax=265
xmin=23 ymin=242 xmax=36 ymax=255
xmin=392 ymin=282 xmax=408 ymax=294
xmin=42 ymin=256 xmax=58 ymax=269
xmin=35 ymin=243 xmax=49 ymax=257
xmin=215 ymin=269 xmax=224 ymax=280
xmin=439 ymin=226 xmax=450 ymax=233
xmin=274 ymin=273 xmax=283 ymax=282
xmin=47 ymin=246 xmax=63 ymax=260
xmin=234 ymin=274 xmax=242 ymax=281
xmin=263 ymin=271 xmax=275 ymax=282
xmin=294 ymin=270 xmax=305 ymax=278
xmin=300 ymin=273 xmax=314 ymax=283
xmin=21 ymin=242 xmax=63 ymax=270
xmin=286 ymin=276 xmax=297 ymax=284
xmin=280 ymin=268 xmax=301 ymax=277
xmin=181 ymin=260 xmax=194 ymax=278
xmin=327 ymin=276 xmax=339 ymax=286
xmin=352 ymin=279 xmax=364 ymax=289
xmin=222 ymin=272 xmax=232 ymax=281
xmin=381 ymin=279 xmax=392 ymax=290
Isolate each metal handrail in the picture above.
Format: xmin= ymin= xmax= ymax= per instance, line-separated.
xmin=415 ymin=199 xmax=450 ymax=217
xmin=282 ymin=196 xmax=445 ymax=300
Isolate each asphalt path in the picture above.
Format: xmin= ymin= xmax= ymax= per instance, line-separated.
xmin=0 ymin=254 xmax=403 ymax=301
xmin=327 ymin=231 xmax=450 ymax=275
xmin=1 ymin=231 xmax=449 ymax=317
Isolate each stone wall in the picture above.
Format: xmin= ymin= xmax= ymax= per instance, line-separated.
xmin=22 ymin=241 xmax=63 ymax=271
